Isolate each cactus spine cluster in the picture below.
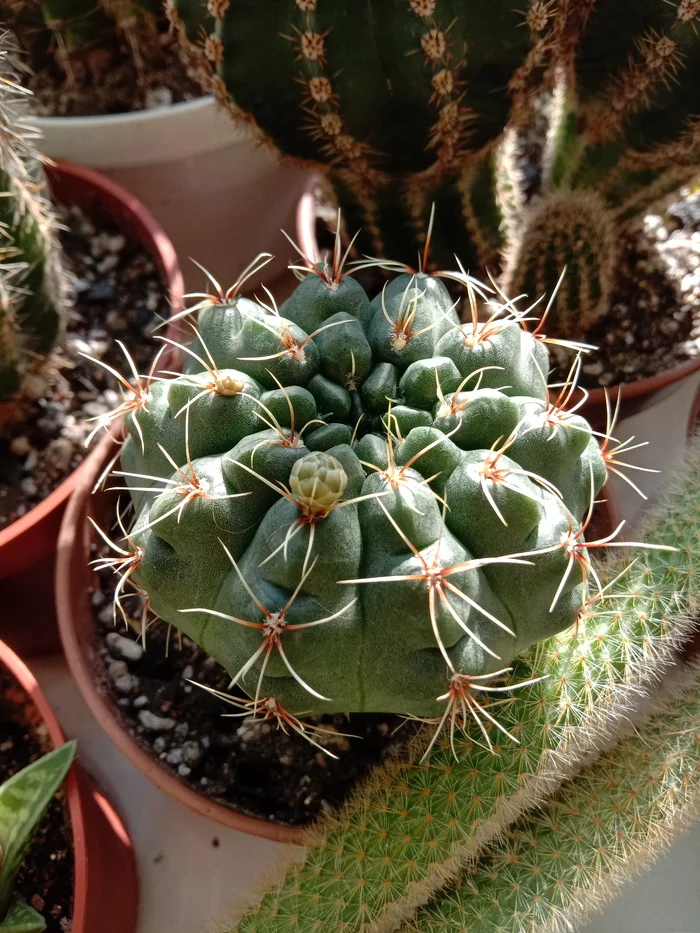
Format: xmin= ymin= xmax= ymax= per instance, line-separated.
xmin=103 ymin=248 xmax=623 ymax=728
xmin=220 ymin=439 xmax=700 ymax=933
xmin=7 ymin=1 xmax=160 ymax=81
xmin=171 ymin=1 xmax=700 ymax=341
xmin=0 ymin=35 xmax=65 ymax=405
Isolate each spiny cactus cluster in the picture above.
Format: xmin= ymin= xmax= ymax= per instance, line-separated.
xmin=0 ymin=35 xmax=64 ymax=407
xmin=7 ymin=1 xmax=160 ymax=82
xmin=220 ymin=440 xmax=700 ymax=933
xmin=94 ymin=243 xmax=638 ymax=738
xmin=171 ymin=0 xmax=700 ymax=341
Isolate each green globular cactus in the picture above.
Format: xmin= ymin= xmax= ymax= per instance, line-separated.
xmin=0 ymin=36 xmax=65 ymax=405
xmin=217 ymin=439 xmax=700 ymax=933
xmin=0 ymin=742 xmax=76 ymax=933
xmin=169 ymin=0 xmax=559 ymax=270
xmin=108 ymin=257 xmax=613 ymax=726
xmin=407 ymin=665 xmax=700 ymax=933
xmin=7 ymin=1 xmax=160 ymax=81
xmin=503 ymin=0 xmax=700 ymax=339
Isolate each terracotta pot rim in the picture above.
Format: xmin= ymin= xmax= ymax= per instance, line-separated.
xmin=0 ymin=160 xmax=184 ymax=556
xmin=56 ymin=438 xmax=302 ymax=844
xmin=295 ymin=183 xmax=700 ymax=411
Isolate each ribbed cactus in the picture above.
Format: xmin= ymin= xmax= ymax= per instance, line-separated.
xmin=7 ymin=1 xmax=160 ymax=81
xmin=0 ymin=36 xmax=65 ymax=405
xmin=169 ymin=0 xmax=559 ymax=270
xmin=215 ymin=439 xmax=700 ymax=933
xmin=408 ymin=665 xmax=700 ymax=933
xmin=100 ymin=256 xmax=621 ymax=726
xmin=503 ymin=0 xmax=700 ymax=337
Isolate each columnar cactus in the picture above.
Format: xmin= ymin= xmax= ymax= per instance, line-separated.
xmin=0 ymin=36 xmax=65 ymax=404
xmin=219 ymin=439 xmax=700 ymax=933
xmin=503 ymin=0 xmax=700 ymax=337
xmin=106 ymin=254 xmax=621 ymax=725
xmin=169 ymin=0 xmax=558 ymax=270
xmin=171 ymin=1 xmax=700 ymax=342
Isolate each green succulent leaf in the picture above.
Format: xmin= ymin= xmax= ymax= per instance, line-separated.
xmin=0 ymin=742 xmax=76 ymax=922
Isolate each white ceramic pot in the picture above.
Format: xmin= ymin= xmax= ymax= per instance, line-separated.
xmin=34 ymin=97 xmax=309 ymax=293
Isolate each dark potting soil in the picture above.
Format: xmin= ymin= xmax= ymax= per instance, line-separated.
xmin=0 ymin=670 xmax=74 ymax=933
xmin=90 ymin=567 xmax=418 ymax=828
xmin=0 ymin=203 xmax=170 ymax=530
xmin=16 ymin=14 xmax=202 ymax=117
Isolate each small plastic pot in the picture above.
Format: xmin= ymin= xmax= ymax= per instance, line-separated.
xmin=295 ymin=185 xmax=700 ymax=432
xmin=0 ymin=638 xmax=139 ymax=933
xmin=0 ymin=161 xmax=184 ymax=658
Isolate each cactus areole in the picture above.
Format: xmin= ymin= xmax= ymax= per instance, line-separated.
xmin=114 ymin=261 xmax=608 ymax=722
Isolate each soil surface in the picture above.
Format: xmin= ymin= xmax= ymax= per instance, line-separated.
xmin=549 ymin=194 xmax=700 ymax=390
xmin=0 ymin=670 xmax=74 ymax=933
xmin=14 ymin=13 xmax=202 ymax=117
xmin=0 ymin=202 xmax=170 ymax=530
xmin=89 ymin=568 xmax=418 ymax=828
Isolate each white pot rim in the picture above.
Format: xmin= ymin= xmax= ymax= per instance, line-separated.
xmin=32 ymin=95 xmax=254 ymax=168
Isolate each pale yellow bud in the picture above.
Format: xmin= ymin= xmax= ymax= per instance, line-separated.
xmin=289 ymin=452 xmax=348 ymax=514
xmin=215 ymin=371 xmax=245 ymax=396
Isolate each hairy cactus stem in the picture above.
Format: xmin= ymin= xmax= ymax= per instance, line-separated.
xmin=516 ymin=268 xmax=598 ymax=354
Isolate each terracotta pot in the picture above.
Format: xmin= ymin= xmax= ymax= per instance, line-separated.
xmin=0 ymin=638 xmax=138 ymax=932
xmin=56 ymin=425 xmax=621 ymax=842
xmin=56 ymin=432 xmax=303 ymax=844
xmin=0 ymin=160 xmax=184 ymax=658
xmin=295 ymin=185 xmax=700 ymax=432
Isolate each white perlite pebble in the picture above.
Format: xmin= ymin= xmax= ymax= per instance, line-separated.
xmin=106 ymin=632 xmax=144 ymax=662
xmin=138 ymin=710 xmax=176 ymax=732
xmin=10 ymin=436 xmax=30 ymax=457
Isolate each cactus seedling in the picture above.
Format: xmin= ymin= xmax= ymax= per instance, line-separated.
xmin=92 ymin=249 xmax=664 ymax=757
xmin=0 ymin=742 xmax=76 ymax=933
